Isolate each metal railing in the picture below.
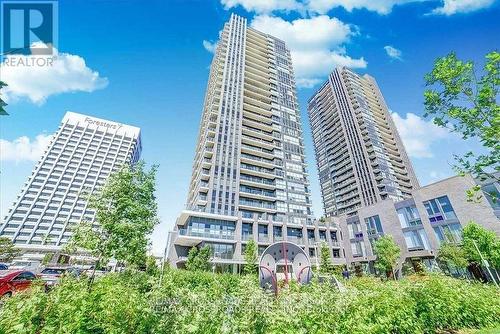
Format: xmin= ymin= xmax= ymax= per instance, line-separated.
xmin=178 ymin=229 xmax=235 ymax=240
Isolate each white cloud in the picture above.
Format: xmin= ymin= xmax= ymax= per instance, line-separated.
xmin=1 ymin=43 xmax=108 ymax=105
xmin=295 ymin=78 xmax=322 ymax=88
xmin=430 ymin=0 xmax=495 ymax=15
xmin=428 ymin=170 xmax=452 ymax=182
xmin=202 ymin=40 xmax=218 ymax=53
xmin=221 ymin=0 xmax=301 ymax=13
xmin=305 ymin=0 xmax=425 ymax=15
xmin=391 ymin=112 xmax=455 ymax=158
xmin=384 ymin=45 xmax=403 ymax=60
xmin=251 ymin=15 xmax=366 ymax=87
xmin=220 ymin=0 xmax=429 ymax=15
xmin=0 ymin=134 xmax=53 ymax=163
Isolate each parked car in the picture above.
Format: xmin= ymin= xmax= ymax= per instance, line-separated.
xmin=0 ymin=264 xmax=8 ymax=270
xmin=38 ymin=266 xmax=81 ymax=288
xmin=9 ymin=260 xmax=41 ymax=272
xmin=0 ymin=270 xmax=36 ymax=298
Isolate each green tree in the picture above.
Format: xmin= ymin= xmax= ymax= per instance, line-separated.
xmin=0 ymin=81 xmax=7 ymax=116
xmin=437 ymin=240 xmax=469 ymax=272
xmin=319 ymin=242 xmax=333 ymax=274
xmin=423 ymin=51 xmax=499 ymax=188
xmin=186 ymin=245 xmax=212 ymax=272
xmin=373 ymin=235 xmax=401 ymax=278
xmin=0 ymin=237 xmax=20 ymax=262
xmin=461 ymin=222 xmax=500 ymax=269
xmin=68 ymin=162 xmax=159 ymax=284
xmin=145 ymin=255 xmax=160 ymax=277
xmin=243 ymin=239 xmax=258 ymax=275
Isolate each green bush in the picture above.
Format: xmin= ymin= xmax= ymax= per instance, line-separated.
xmin=1 ymin=270 xmax=499 ymax=334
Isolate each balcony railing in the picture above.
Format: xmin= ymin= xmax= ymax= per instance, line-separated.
xmin=240 ymin=174 xmax=275 ymax=186
xmin=287 ymin=236 xmax=303 ymax=244
xmin=240 ymin=187 xmax=276 ymax=198
xmin=239 ymin=199 xmax=276 ymax=210
xmin=178 ymin=229 xmax=235 ymax=240
xmin=212 ymin=252 xmax=234 ymax=260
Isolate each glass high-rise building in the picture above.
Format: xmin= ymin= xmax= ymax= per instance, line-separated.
xmin=167 ymin=14 xmax=342 ymax=271
xmin=0 ymin=112 xmax=141 ymax=256
xmin=308 ymin=67 xmax=419 ymax=217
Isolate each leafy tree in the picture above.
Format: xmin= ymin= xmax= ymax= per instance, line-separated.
xmin=423 ymin=51 xmax=499 ymax=188
xmin=0 ymin=81 xmax=7 ymax=116
xmin=373 ymin=235 xmax=401 ymax=278
xmin=145 ymin=255 xmax=160 ymax=277
xmin=186 ymin=245 xmax=212 ymax=272
xmin=68 ymin=162 xmax=159 ymax=284
xmin=0 ymin=237 xmax=20 ymax=262
xmin=319 ymin=242 xmax=333 ymax=274
xmin=461 ymin=222 xmax=500 ymax=269
xmin=437 ymin=240 xmax=469 ymax=271
xmin=243 ymin=239 xmax=258 ymax=275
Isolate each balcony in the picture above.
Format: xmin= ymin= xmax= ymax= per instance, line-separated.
xmin=178 ymin=228 xmax=235 ymax=241
xmin=212 ymin=252 xmax=234 ymax=260
xmin=240 ymin=174 xmax=275 ymax=189
xmin=331 ymin=241 xmax=341 ymax=247
xmin=258 ymin=235 xmax=270 ymax=243
xmin=239 ymin=199 xmax=276 ymax=211
xmin=287 ymin=236 xmax=303 ymax=244
xmin=240 ymin=187 xmax=276 ymax=200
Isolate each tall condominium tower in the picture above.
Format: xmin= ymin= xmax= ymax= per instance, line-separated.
xmin=308 ymin=67 xmax=419 ymax=217
xmin=168 ymin=14 xmax=343 ymax=271
xmin=0 ymin=112 xmax=141 ymax=256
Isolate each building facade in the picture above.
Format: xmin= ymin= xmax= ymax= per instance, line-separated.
xmin=333 ymin=174 xmax=500 ymax=275
xmin=167 ymin=14 xmax=343 ymax=272
xmin=308 ymin=67 xmax=419 ymax=217
xmin=0 ymin=112 xmax=141 ymax=258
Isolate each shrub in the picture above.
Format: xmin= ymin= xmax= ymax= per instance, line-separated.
xmin=1 ymin=270 xmax=499 ymax=334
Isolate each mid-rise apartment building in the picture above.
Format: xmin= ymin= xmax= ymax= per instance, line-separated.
xmin=167 ymin=14 xmax=343 ymax=271
xmin=333 ymin=174 xmax=500 ymax=275
xmin=0 ymin=112 xmax=141 ymax=257
xmin=308 ymin=67 xmax=419 ymax=217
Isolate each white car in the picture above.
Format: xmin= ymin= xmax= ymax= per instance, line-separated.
xmin=8 ymin=260 xmax=41 ymax=273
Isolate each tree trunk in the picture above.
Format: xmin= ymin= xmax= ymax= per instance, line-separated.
xmin=87 ymin=257 xmax=101 ymax=291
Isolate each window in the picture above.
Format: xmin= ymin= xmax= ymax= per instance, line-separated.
xmin=437 ymin=196 xmax=457 ymax=220
xmin=14 ymin=272 xmax=36 ymax=281
xmin=241 ymin=223 xmax=252 ymax=239
xmin=404 ymin=229 xmax=430 ymax=250
xmin=347 ymin=222 xmax=362 ymax=239
xmin=397 ymin=205 xmax=422 ymax=228
xmin=350 ymin=241 xmax=365 ymax=257
xmin=287 ymin=227 xmax=302 ymax=241
xmin=365 ymin=215 xmax=383 ymax=236
xmin=423 ymin=196 xmax=457 ymax=222
xmin=433 ymin=223 xmax=462 ymax=244
xmin=258 ymin=225 xmax=268 ymax=241
xmin=205 ymin=243 xmax=234 ymax=259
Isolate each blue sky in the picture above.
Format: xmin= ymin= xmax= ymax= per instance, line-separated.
xmin=0 ymin=0 xmax=498 ymax=255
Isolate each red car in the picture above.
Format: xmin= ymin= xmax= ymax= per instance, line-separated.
xmin=0 ymin=270 xmax=36 ymax=298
